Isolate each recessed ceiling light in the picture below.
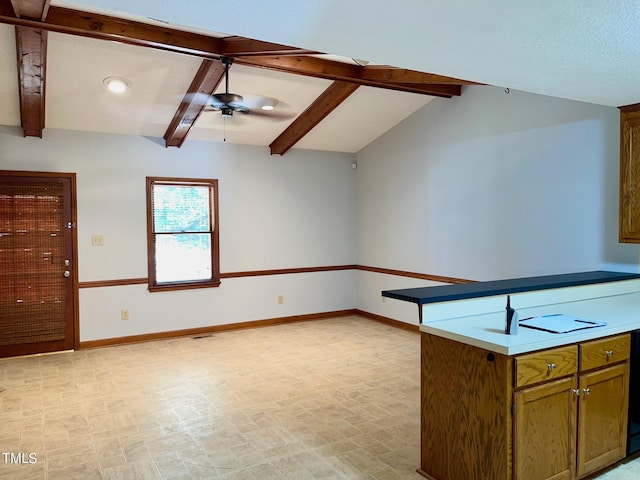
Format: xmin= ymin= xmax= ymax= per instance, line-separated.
xmin=259 ymin=98 xmax=278 ymax=110
xmin=103 ymin=76 xmax=130 ymax=93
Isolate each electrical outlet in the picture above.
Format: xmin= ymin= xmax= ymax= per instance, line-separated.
xmin=121 ymin=309 xmax=129 ymax=321
xmin=91 ymin=234 xmax=104 ymax=246
xmin=277 ymin=295 xmax=284 ymax=304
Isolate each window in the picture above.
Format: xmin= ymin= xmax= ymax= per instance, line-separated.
xmin=146 ymin=177 xmax=219 ymax=291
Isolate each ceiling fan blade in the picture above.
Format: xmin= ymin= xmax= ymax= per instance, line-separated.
xmin=247 ymin=109 xmax=297 ymax=120
xmin=229 ymin=103 xmax=250 ymax=113
xmin=182 ymin=92 xmax=213 ymax=106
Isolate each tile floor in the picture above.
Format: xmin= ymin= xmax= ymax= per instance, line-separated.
xmin=0 ymin=315 xmax=638 ymax=480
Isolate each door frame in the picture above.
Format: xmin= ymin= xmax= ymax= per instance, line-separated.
xmin=0 ymin=170 xmax=79 ymax=354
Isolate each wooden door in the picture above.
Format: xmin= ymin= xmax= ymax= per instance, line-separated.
xmin=513 ymin=376 xmax=577 ymax=480
xmin=576 ymin=363 xmax=629 ymax=478
xmin=0 ymin=172 xmax=77 ymax=357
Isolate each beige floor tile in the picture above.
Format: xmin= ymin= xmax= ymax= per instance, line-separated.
xmin=102 ymin=458 xmax=162 ymax=480
xmin=48 ymin=462 xmax=103 ymax=480
xmin=99 ymin=454 xmax=127 ymax=470
xmin=0 ymin=462 xmax=46 ymax=480
xmin=1 ymin=316 xmax=639 ymax=480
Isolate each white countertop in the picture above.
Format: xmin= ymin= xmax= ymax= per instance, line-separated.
xmin=420 ymin=291 xmax=640 ymax=355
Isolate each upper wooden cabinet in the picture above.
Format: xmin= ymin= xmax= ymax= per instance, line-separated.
xmin=619 ymin=105 xmax=640 ymax=243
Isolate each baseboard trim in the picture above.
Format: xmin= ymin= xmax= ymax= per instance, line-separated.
xmin=355 ymin=309 xmax=420 ymax=333
xmin=78 ymin=309 xmax=357 ymax=349
xmin=416 ymin=468 xmax=436 ymax=479
xmin=78 ymin=309 xmax=420 ymax=350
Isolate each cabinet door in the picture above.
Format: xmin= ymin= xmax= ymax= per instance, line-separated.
xmin=620 ymin=109 xmax=640 ymax=243
xmin=576 ymin=363 xmax=629 ymax=478
xmin=514 ymin=376 xmax=577 ymax=480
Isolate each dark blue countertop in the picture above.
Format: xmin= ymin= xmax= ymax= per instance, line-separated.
xmin=381 ymin=270 xmax=640 ymax=305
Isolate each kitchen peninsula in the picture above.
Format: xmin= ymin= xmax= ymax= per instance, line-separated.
xmin=383 ymin=271 xmax=640 ymax=480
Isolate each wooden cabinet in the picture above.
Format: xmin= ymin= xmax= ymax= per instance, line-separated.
xmin=580 ymin=334 xmax=630 ymax=370
xmin=513 ymin=335 xmax=630 ymax=480
xmin=514 ymin=377 xmax=577 ymax=480
xmin=619 ymin=105 xmax=640 ymax=243
xmin=419 ymin=333 xmax=630 ymax=480
xmin=419 ymin=334 xmax=513 ymax=480
xmin=577 ymin=363 xmax=629 ymax=477
xmin=576 ymin=334 xmax=630 ymax=478
xmin=515 ymin=344 xmax=578 ymax=388
xmin=513 ymin=345 xmax=579 ymax=480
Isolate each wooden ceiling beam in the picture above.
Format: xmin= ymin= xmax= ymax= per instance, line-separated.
xmin=0 ymin=3 xmax=473 ymax=148
xmin=270 ymin=81 xmax=359 ymax=156
xmin=10 ymin=0 xmax=49 ymax=20
xmin=15 ymin=25 xmax=47 ymax=137
xmin=384 ymin=83 xmax=462 ymax=96
xmin=0 ymin=0 xmax=15 ymax=16
xmin=163 ymin=59 xmax=226 ymax=147
xmin=0 ymin=6 xmax=471 ymax=96
xmin=0 ymin=6 xmax=312 ymax=58
xmin=358 ymin=65 xmax=479 ymax=85
xmin=219 ymin=36 xmax=317 ymax=56
xmin=43 ymin=6 xmax=225 ymax=58
xmin=11 ymin=1 xmax=49 ymax=137
xmin=235 ymin=56 xmax=463 ymax=97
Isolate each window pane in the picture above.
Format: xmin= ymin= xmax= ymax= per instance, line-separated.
xmin=153 ymin=185 xmax=211 ymax=233
xmin=155 ymin=233 xmax=212 ymax=283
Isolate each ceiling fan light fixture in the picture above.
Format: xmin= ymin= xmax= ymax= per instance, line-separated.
xmin=103 ymin=76 xmax=130 ymax=93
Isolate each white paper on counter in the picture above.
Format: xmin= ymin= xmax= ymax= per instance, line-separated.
xmin=519 ymin=314 xmax=607 ymax=334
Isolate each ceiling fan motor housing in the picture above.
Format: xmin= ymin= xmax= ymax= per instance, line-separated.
xmin=211 ymin=58 xmax=250 ymax=114
xmin=210 ymin=92 xmax=244 ymax=108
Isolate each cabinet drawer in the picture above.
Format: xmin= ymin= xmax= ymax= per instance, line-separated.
xmin=515 ymin=345 xmax=578 ymax=388
xmin=579 ymin=334 xmax=630 ymax=371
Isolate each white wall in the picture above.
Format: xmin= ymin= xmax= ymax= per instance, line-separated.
xmin=0 ymin=127 xmax=358 ymax=341
xmin=4 ymin=84 xmax=640 ymax=337
xmin=356 ymin=86 xmax=639 ymax=323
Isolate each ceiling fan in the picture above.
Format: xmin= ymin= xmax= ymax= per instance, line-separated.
xmin=210 ymin=56 xmax=249 ymax=117
xmin=205 ymin=56 xmax=291 ymax=120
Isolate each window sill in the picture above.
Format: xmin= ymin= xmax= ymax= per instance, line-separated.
xmin=148 ymin=280 xmax=221 ymax=293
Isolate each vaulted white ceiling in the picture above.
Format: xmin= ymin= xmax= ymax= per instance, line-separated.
xmin=59 ymin=0 xmax=640 ymax=108
xmin=0 ymin=2 xmax=435 ymax=154
xmin=3 ymin=1 xmax=637 ymax=155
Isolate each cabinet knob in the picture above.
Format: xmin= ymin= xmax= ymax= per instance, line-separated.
xmin=572 ymin=388 xmax=580 ymax=396
xmin=605 ymin=350 xmax=614 ymax=358
xmin=547 ymin=363 xmax=557 ymax=371
xmin=583 ymin=388 xmax=591 ymax=395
